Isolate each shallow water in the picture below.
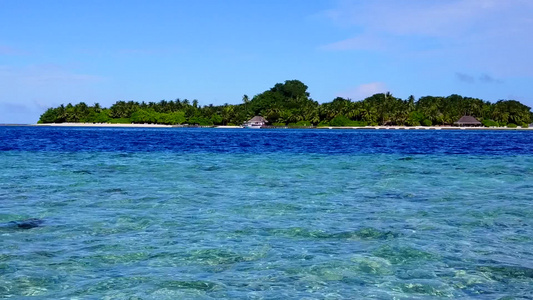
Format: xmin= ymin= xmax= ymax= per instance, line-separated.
xmin=1 ymin=127 xmax=532 ymax=299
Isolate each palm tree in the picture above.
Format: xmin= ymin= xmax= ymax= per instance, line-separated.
xmin=93 ymin=103 xmax=102 ymax=113
xmin=222 ymin=105 xmax=234 ymax=125
xmin=242 ymin=94 xmax=250 ymax=116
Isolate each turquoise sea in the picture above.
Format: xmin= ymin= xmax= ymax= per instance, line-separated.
xmin=1 ymin=127 xmax=532 ymax=299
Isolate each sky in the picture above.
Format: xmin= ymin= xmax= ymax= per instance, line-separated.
xmin=1 ymin=0 xmax=532 ymax=123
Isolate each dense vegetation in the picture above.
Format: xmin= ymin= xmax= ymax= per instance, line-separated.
xmin=38 ymin=80 xmax=532 ymax=127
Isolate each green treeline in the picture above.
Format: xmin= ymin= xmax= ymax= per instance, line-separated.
xmin=38 ymin=80 xmax=533 ymax=127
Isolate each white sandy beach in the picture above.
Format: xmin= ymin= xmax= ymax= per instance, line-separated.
xmin=33 ymin=123 xmax=248 ymax=128
xmin=34 ymin=123 xmax=175 ymax=128
xmin=316 ymin=125 xmax=533 ymax=130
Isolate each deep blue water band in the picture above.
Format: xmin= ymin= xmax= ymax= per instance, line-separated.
xmin=1 ymin=126 xmax=533 ymax=154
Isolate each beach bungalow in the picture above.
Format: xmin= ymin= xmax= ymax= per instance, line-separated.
xmin=244 ymin=116 xmax=267 ymax=129
xmin=454 ymin=116 xmax=482 ymax=127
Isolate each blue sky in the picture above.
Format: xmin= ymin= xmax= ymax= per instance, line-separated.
xmin=1 ymin=0 xmax=532 ymax=123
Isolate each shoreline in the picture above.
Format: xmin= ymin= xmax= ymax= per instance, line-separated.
xmin=27 ymin=123 xmax=533 ymax=130
xmin=33 ymin=123 xmax=175 ymax=128
xmin=315 ymin=125 xmax=533 ymax=130
xmin=32 ymin=123 xmax=245 ymax=128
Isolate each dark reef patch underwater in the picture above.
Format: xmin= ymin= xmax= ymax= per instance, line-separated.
xmin=0 ymin=126 xmax=532 ymax=299
xmin=7 ymin=218 xmax=44 ymax=229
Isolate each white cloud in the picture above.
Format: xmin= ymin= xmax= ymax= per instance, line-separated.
xmin=337 ymin=82 xmax=388 ymax=100
xmin=324 ymin=0 xmax=532 ymax=37
xmin=0 ymin=65 xmax=105 ymax=123
xmin=0 ymin=65 xmax=102 ymax=87
xmin=320 ymin=0 xmax=533 ymax=76
xmin=320 ymin=33 xmax=388 ymax=51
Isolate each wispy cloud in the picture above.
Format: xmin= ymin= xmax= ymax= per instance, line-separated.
xmin=455 ymin=72 xmax=503 ymax=84
xmin=117 ymin=47 xmax=183 ymax=56
xmin=337 ymin=82 xmax=388 ymax=100
xmin=323 ymin=0 xmax=532 ymax=38
xmin=0 ymin=64 xmax=105 ymax=123
xmin=479 ymin=74 xmax=503 ymax=84
xmin=0 ymin=45 xmax=27 ymax=55
xmin=0 ymin=100 xmax=58 ymax=115
xmin=320 ymin=0 xmax=533 ymax=76
xmin=320 ymin=34 xmax=388 ymax=51
xmin=0 ymin=102 xmax=32 ymax=113
xmin=0 ymin=102 xmax=43 ymax=124
xmin=456 ymin=72 xmax=475 ymax=83
xmin=0 ymin=64 xmax=103 ymax=87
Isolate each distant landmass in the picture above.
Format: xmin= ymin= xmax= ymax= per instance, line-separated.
xmin=38 ymin=80 xmax=532 ymax=128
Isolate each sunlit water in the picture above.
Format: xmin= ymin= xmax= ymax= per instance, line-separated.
xmin=1 ymin=127 xmax=532 ymax=299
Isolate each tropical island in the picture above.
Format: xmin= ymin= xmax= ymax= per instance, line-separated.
xmin=38 ymin=80 xmax=532 ymax=128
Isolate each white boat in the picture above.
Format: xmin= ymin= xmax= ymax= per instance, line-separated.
xmin=244 ymin=123 xmax=263 ymax=129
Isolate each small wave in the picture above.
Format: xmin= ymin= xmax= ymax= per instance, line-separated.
xmin=373 ymin=245 xmax=438 ymax=265
xmin=159 ymin=280 xmax=222 ymax=291
xmin=478 ymin=265 xmax=533 ymax=282
xmin=268 ymin=227 xmax=400 ymax=240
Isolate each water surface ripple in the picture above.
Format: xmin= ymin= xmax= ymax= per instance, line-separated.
xmin=0 ymin=127 xmax=532 ymax=299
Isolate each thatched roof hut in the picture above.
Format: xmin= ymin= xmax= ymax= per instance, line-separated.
xmin=247 ymin=116 xmax=267 ymax=124
xmin=244 ymin=116 xmax=267 ymax=128
xmin=454 ymin=116 xmax=482 ymax=126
